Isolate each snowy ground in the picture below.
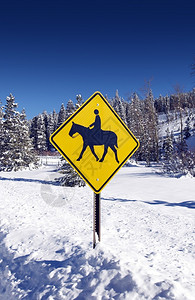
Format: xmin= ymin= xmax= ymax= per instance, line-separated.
xmin=0 ymin=162 xmax=194 ymax=299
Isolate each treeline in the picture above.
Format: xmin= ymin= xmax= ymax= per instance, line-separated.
xmin=29 ymin=89 xmax=195 ymax=164
xmin=0 ymin=90 xmax=195 ymax=174
xmin=154 ymin=89 xmax=195 ymax=114
xmin=29 ymin=95 xmax=83 ymax=152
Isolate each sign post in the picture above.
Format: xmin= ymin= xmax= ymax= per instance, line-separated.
xmin=50 ymin=91 xmax=140 ymax=248
xmin=93 ymin=192 xmax=101 ymax=248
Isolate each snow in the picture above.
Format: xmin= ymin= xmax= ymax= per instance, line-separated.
xmin=158 ymin=110 xmax=195 ymax=140
xmin=0 ymin=163 xmax=194 ymax=299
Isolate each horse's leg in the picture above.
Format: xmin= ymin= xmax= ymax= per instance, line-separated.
xmin=110 ymin=145 xmax=119 ymax=163
xmin=89 ymin=145 xmax=99 ymax=161
xmin=77 ymin=143 xmax=87 ymax=161
xmin=99 ymin=145 xmax=108 ymax=162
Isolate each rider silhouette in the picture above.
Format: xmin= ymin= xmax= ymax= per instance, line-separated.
xmin=89 ymin=109 xmax=102 ymax=142
xmin=69 ymin=109 xmax=119 ymax=163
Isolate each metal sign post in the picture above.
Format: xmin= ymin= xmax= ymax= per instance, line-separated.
xmin=93 ymin=192 xmax=101 ymax=248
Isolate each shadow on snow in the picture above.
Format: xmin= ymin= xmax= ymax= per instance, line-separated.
xmin=103 ymin=198 xmax=195 ymax=209
xmin=143 ymin=200 xmax=195 ymax=209
xmin=102 ymin=197 xmax=137 ymax=203
xmin=0 ymin=176 xmax=59 ymax=186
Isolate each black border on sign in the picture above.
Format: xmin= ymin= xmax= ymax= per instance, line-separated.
xmin=50 ymin=92 xmax=140 ymax=193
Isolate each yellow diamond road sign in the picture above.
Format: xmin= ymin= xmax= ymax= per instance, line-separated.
xmin=50 ymin=92 xmax=139 ymax=193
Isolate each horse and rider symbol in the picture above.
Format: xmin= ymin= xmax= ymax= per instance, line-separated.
xmin=69 ymin=109 xmax=119 ymax=163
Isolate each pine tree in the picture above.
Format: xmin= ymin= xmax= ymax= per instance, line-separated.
xmin=57 ymin=99 xmax=81 ymax=186
xmin=42 ymin=111 xmax=50 ymax=150
xmin=47 ymin=113 xmax=55 ymax=150
xmin=163 ymin=128 xmax=174 ymax=162
xmin=174 ymin=85 xmax=185 ymax=149
xmin=0 ymin=94 xmax=37 ymax=171
xmin=144 ymin=89 xmax=159 ymax=163
xmin=112 ymin=90 xmax=127 ymax=123
xmin=125 ymin=103 xmax=131 ymax=129
xmin=53 ymin=109 xmax=58 ymax=131
xmin=184 ymin=117 xmax=191 ymax=139
xmin=16 ymin=109 xmax=38 ymax=168
xmin=141 ymin=117 xmax=151 ymax=165
xmin=30 ymin=116 xmax=38 ymax=150
xmin=36 ymin=114 xmax=47 ymax=153
xmin=66 ymin=100 xmax=75 ymax=119
xmin=75 ymin=94 xmax=84 ymax=110
xmin=0 ymin=100 xmax=4 ymax=161
xmin=56 ymin=159 xmax=86 ymax=187
xmin=128 ymin=93 xmax=144 ymax=161
xmin=111 ymin=90 xmax=119 ymax=114
xmin=0 ymin=94 xmax=19 ymax=170
xmin=57 ymin=104 xmax=66 ymax=127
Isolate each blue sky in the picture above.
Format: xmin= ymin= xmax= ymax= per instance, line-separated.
xmin=0 ymin=0 xmax=195 ymax=119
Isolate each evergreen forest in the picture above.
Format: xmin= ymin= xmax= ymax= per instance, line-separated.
xmin=0 ymin=89 xmax=195 ymax=178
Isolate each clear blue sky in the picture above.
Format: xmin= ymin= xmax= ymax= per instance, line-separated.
xmin=0 ymin=0 xmax=194 ymax=119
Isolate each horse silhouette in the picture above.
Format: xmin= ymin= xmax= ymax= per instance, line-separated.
xmin=69 ymin=122 xmax=119 ymax=163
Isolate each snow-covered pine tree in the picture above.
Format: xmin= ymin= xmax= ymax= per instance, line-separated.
xmin=154 ymin=94 xmax=163 ymax=113
xmin=128 ymin=92 xmax=144 ymax=161
xmin=16 ymin=109 xmax=38 ymax=168
xmin=141 ymin=115 xmax=151 ymax=165
xmin=0 ymin=100 xmax=3 ymax=121
xmin=125 ymin=102 xmax=131 ymax=129
xmin=29 ymin=111 xmax=56 ymax=152
xmin=112 ymin=90 xmax=127 ymax=123
xmin=176 ymin=136 xmax=188 ymax=158
xmin=36 ymin=114 xmax=47 ymax=153
xmin=164 ymin=95 xmax=171 ymax=122
xmin=42 ymin=111 xmax=50 ymax=150
xmin=66 ymin=99 xmax=75 ymax=119
xmin=118 ymin=98 xmax=127 ymax=124
xmin=174 ymin=85 xmax=184 ymax=149
xmin=111 ymin=90 xmax=119 ymax=113
xmin=184 ymin=117 xmax=191 ymax=139
xmin=75 ymin=94 xmax=84 ymax=110
xmin=190 ymin=88 xmax=195 ymax=110
xmin=56 ymin=159 xmax=86 ymax=187
xmin=47 ymin=113 xmax=55 ymax=150
xmin=163 ymin=128 xmax=174 ymax=162
xmin=0 ymin=94 xmax=37 ymax=171
xmin=0 ymin=94 xmax=19 ymax=170
xmin=57 ymin=104 xmax=66 ymax=127
xmin=52 ymin=109 xmax=58 ymax=131
xmin=58 ymin=100 xmax=82 ymax=185
xmin=144 ymin=89 xmax=159 ymax=163
xmin=0 ymin=100 xmax=4 ymax=161
xmin=181 ymin=151 xmax=195 ymax=177
xmin=30 ymin=116 xmax=38 ymax=150
xmin=163 ymin=138 xmax=195 ymax=177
